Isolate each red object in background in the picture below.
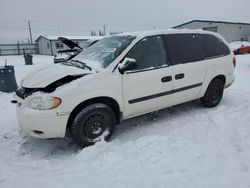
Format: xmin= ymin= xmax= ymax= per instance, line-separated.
xmin=234 ymin=45 xmax=250 ymax=55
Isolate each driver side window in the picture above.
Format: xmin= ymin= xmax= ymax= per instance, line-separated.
xmin=126 ymin=35 xmax=167 ymax=70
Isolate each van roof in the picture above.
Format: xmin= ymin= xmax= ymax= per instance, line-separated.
xmin=115 ymin=28 xmax=227 ymax=43
xmin=118 ymin=29 xmax=217 ymax=37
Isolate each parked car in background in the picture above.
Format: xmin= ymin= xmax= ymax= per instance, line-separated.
xmin=13 ymin=29 xmax=235 ymax=147
xmin=233 ymin=44 xmax=250 ymax=55
xmin=54 ymin=37 xmax=103 ymax=63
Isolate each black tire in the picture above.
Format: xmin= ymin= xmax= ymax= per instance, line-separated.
xmin=201 ymin=79 xmax=224 ymax=107
xmin=70 ymin=103 xmax=116 ymax=147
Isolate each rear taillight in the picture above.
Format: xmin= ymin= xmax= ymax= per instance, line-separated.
xmin=233 ymin=57 xmax=236 ymax=68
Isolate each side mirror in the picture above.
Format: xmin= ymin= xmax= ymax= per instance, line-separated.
xmin=118 ymin=58 xmax=137 ymax=74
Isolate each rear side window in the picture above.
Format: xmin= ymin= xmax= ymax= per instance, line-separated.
xmin=202 ymin=34 xmax=230 ymax=59
xmin=164 ymin=34 xmax=204 ymax=65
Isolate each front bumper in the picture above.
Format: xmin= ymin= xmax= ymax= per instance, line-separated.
xmin=14 ymin=95 xmax=69 ymax=139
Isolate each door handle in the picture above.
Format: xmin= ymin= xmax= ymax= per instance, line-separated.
xmin=161 ymin=76 xmax=172 ymax=83
xmin=175 ymin=73 xmax=185 ymax=80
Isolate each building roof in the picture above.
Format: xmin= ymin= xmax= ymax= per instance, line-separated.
xmin=173 ymin=20 xmax=250 ymax=28
xmin=35 ymin=35 xmax=104 ymax=42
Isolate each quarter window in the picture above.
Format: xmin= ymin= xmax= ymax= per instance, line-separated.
xmin=126 ymin=36 xmax=167 ymax=70
xmin=202 ymin=34 xmax=230 ymax=58
xmin=164 ymin=33 xmax=230 ymax=65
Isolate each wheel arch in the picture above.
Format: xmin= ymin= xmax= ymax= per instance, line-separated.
xmin=200 ymin=74 xmax=227 ymax=98
xmin=67 ymin=97 xmax=122 ymax=129
xmin=201 ymin=74 xmax=226 ymax=107
xmin=211 ymin=74 xmax=226 ymax=86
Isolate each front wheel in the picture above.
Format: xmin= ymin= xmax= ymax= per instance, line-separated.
xmin=70 ymin=103 xmax=116 ymax=147
xmin=201 ymin=79 xmax=224 ymax=107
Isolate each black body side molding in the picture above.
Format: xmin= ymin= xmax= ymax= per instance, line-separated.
xmin=128 ymin=83 xmax=202 ymax=104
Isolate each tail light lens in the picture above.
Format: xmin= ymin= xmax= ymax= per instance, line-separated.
xmin=233 ymin=57 xmax=236 ymax=68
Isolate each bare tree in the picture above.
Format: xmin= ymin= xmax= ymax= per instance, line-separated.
xmin=90 ymin=29 xmax=97 ymax=36
xmin=98 ymin=30 xmax=104 ymax=36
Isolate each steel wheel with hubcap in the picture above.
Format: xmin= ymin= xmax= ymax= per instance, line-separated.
xmin=70 ymin=103 xmax=116 ymax=147
xmin=201 ymin=78 xmax=224 ymax=107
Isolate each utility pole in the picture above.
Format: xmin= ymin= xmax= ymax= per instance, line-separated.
xmin=28 ymin=20 xmax=33 ymax=44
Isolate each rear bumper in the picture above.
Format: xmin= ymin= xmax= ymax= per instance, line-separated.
xmin=225 ymin=73 xmax=235 ymax=89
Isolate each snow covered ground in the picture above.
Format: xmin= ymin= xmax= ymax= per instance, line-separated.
xmin=0 ymin=54 xmax=250 ymax=188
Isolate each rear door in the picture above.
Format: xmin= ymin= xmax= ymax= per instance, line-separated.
xmin=164 ymin=34 xmax=207 ymax=105
xmin=122 ymin=35 xmax=174 ymax=118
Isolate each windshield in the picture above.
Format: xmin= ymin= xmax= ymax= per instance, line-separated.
xmin=73 ymin=35 xmax=136 ymax=69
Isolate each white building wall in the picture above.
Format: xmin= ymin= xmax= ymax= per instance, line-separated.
xmin=37 ymin=37 xmax=52 ymax=55
xmin=37 ymin=39 xmax=67 ymax=55
xmin=51 ymin=41 xmax=59 ymax=56
xmin=176 ymin=22 xmax=250 ymax=42
xmin=36 ymin=36 xmax=103 ymax=55
xmin=50 ymin=39 xmax=91 ymax=55
xmin=50 ymin=41 xmax=73 ymax=55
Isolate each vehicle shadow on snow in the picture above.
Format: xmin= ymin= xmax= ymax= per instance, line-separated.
xmin=18 ymin=98 xmax=226 ymax=158
xmin=113 ymin=100 xmax=207 ymax=140
xmin=115 ymin=93 xmax=239 ymax=140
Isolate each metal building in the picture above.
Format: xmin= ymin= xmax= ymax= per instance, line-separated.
xmin=35 ymin=35 xmax=103 ymax=55
xmin=173 ymin=20 xmax=250 ymax=42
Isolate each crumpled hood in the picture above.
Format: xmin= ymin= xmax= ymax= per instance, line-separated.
xmin=21 ymin=64 xmax=90 ymax=88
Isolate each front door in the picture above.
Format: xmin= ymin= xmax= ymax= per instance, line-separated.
xmin=122 ymin=36 xmax=174 ymax=118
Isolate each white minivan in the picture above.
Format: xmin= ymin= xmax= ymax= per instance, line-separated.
xmin=13 ymin=29 xmax=235 ymax=147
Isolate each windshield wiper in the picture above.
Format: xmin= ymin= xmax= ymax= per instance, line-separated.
xmin=70 ymin=60 xmax=92 ymax=71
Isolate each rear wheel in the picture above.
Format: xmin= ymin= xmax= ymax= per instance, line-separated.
xmin=201 ymin=79 xmax=224 ymax=107
xmin=70 ymin=103 xmax=116 ymax=147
